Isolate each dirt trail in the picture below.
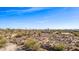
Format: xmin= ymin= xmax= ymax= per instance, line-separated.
xmin=0 ymin=43 xmax=17 ymax=51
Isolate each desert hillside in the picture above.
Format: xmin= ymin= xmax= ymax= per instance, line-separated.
xmin=0 ymin=29 xmax=79 ymax=51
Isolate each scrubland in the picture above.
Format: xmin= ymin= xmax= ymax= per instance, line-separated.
xmin=0 ymin=29 xmax=79 ymax=51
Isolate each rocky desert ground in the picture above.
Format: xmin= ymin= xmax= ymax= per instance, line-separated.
xmin=0 ymin=29 xmax=79 ymax=51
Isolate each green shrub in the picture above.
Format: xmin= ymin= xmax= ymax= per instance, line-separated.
xmin=50 ymin=43 xmax=65 ymax=51
xmin=24 ymin=38 xmax=40 ymax=51
xmin=0 ymin=36 xmax=6 ymax=48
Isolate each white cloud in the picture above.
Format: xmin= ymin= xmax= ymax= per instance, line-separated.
xmin=24 ymin=7 xmax=47 ymax=12
xmin=0 ymin=7 xmax=48 ymax=16
xmin=0 ymin=7 xmax=47 ymax=13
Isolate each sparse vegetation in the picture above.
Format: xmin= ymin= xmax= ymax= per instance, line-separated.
xmin=52 ymin=43 xmax=65 ymax=51
xmin=0 ymin=29 xmax=79 ymax=51
xmin=24 ymin=38 xmax=41 ymax=51
xmin=0 ymin=36 xmax=6 ymax=48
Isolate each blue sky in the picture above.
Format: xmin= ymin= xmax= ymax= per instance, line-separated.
xmin=0 ymin=7 xmax=79 ymax=29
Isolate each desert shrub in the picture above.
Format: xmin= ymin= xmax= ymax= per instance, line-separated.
xmin=42 ymin=42 xmax=65 ymax=51
xmin=24 ymin=38 xmax=41 ymax=51
xmin=52 ymin=43 xmax=65 ymax=51
xmin=41 ymin=41 xmax=65 ymax=51
xmin=0 ymin=36 xmax=6 ymax=48
xmin=75 ymin=41 xmax=79 ymax=47
xmin=14 ymin=32 xmax=26 ymax=38
xmin=73 ymin=32 xmax=79 ymax=37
